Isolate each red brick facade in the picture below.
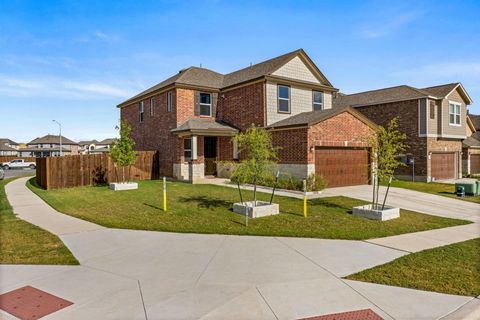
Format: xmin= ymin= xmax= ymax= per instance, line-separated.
xmin=356 ymin=99 xmax=464 ymax=180
xmin=217 ymin=82 xmax=265 ymax=130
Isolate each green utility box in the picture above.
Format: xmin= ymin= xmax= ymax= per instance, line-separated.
xmin=455 ymin=182 xmax=477 ymax=196
xmin=476 ymin=181 xmax=480 ymax=196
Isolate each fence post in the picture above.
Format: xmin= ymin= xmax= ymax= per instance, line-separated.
xmin=45 ymin=157 xmax=51 ymax=190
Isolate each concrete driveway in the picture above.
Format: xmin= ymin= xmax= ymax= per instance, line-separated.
xmin=322 ymin=184 xmax=480 ymax=222
xmin=1 ymin=177 xmax=479 ymax=319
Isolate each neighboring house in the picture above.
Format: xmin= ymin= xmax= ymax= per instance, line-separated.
xmin=333 ymin=83 xmax=473 ymax=181
xmin=19 ymin=135 xmax=79 ymax=157
xmin=0 ymin=138 xmax=19 ymax=156
xmin=119 ymin=49 xmax=377 ymax=187
xmin=78 ymin=139 xmax=115 ymax=154
xmin=463 ymin=114 xmax=480 ymax=175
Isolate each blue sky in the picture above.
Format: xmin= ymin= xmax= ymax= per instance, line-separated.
xmin=1 ymin=0 xmax=479 ymax=142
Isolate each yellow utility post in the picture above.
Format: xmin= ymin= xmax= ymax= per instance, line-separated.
xmin=303 ymin=179 xmax=307 ymax=218
xmin=163 ymin=176 xmax=167 ymax=211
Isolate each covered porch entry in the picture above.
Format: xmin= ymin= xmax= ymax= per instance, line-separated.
xmin=171 ymin=118 xmax=239 ymax=182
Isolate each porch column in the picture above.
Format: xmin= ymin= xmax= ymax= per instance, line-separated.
xmin=192 ymin=135 xmax=198 ymax=160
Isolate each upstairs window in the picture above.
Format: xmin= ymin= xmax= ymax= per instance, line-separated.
xmin=199 ymin=93 xmax=211 ymax=116
xmin=278 ymin=85 xmax=290 ymax=113
xmin=139 ymin=101 xmax=144 ymax=123
xmin=449 ymin=102 xmax=460 ymax=125
xmin=313 ymin=91 xmax=323 ymax=111
xmin=150 ymin=98 xmax=155 ymax=116
xmin=167 ymin=91 xmax=173 ymax=112
xmin=184 ymin=138 xmax=192 ymax=160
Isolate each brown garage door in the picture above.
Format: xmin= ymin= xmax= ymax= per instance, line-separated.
xmin=431 ymin=153 xmax=456 ymax=180
xmin=471 ymin=154 xmax=480 ymax=174
xmin=315 ymin=148 xmax=369 ymax=188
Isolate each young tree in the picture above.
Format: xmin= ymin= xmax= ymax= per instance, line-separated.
xmin=231 ymin=125 xmax=278 ymax=208
xmin=110 ymin=120 xmax=137 ymax=183
xmin=370 ymin=117 xmax=407 ymax=209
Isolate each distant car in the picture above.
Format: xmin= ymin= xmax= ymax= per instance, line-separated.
xmin=0 ymin=167 xmax=4 ymax=180
xmin=1 ymin=159 xmax=36 ymax=170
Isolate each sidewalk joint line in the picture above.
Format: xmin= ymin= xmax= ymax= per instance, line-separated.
xmin=274 ymin=237 xmax=396 ymax=320
xmin=437 ymin=296 xmax=476 ymax=320
xmin=138 ymin=280 xmax=149 ymax=320
xmin=256 ymin=286 xmax=279 ymax=320
xmin=195 ymin=235 xmax=227 ymax=284
xmin=361 ymin=240 xmax=412 ymax=254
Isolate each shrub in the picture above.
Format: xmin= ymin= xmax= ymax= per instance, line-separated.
xmin=231 ymin=171 xmax=327 ymax=192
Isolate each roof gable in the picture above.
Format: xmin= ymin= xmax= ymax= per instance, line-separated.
xmin=272 ymin=55 xmax=321 ymax=84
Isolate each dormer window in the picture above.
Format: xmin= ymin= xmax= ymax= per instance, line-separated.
xmin=449 ymin=102 xmax=461 ymax=125
xmin=199 ymin=93 xmax=212 ymax=116
xmin=313 ymin=91 xmax=323 ymax=111
xmin=278 ymin=85 xmax=290 ymax=113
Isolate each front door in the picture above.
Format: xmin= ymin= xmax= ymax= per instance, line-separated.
xmin=204 ymin=137 xmax=217 ymax=175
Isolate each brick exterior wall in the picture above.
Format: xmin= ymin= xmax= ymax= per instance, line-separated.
xmin=355 ymin=99 xmax=428 ymax=178
xmin=217 ymin=82 xmax=265 ymax=130
xmin=272 ymin=128 xmax=309 ymax=164
xmin=307 ymin=112 xmax=374 ymax=163
xmin=355 ymin=99 xmax=464 ymax=180
xmin=121 ymin=89 xmax=179 ymax=177
xmin=271 ymin=111 xmax=375 ymax=165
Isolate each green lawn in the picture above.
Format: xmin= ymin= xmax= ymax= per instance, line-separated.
xmin=387 ymin=180 xmax=480 ymax=204
xmin=28 ymin=178 xmax=470 ymax=240
xmin=0 ymin=177 xmax=78 ymax=265
xmin=346 ymin=238 xmax=480 ymax=296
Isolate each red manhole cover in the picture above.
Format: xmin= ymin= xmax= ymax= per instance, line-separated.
xmin=0 ymin=286 xmax=73 ymax=320
xmin=301 ymin=308 xmax=383 ymax=320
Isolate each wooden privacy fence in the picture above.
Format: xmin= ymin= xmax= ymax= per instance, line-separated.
xmin=0 ymin=156 xmax=36 ymax=163
xmin=35 ymin=151 xmax=160 ymax=190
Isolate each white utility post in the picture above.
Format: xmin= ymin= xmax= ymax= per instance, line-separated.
xmin=52 ymin=120 xmax=62 ymax=156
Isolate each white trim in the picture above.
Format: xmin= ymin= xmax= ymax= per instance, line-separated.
xmin=199 ymin=92 xmax=212 ymax=117
xmin=448 ymin=100 xmax=461 ymax=126
xmin=419 ymin=133 xmax=466 ymax=139
xmin=417 ymin=99 xmax=421 ymax=136
xmin=191 ymin=136 xmax=197 ymax=160
xmin=445 ymin=83 xmax=473 ymax=105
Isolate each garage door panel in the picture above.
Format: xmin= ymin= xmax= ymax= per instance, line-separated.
xmin=315 ymin=148 xmax=369 ymax=188
xmin=431 ymin=153 xmax=455 ymax=180
xmin=471 ymin=154 xmax=480 ymax=174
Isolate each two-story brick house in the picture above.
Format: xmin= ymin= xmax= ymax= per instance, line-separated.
xmin=333 ymin=83 xmax=473 ymax=181
xmin=119 ymin=49 xmax=378 ymax=187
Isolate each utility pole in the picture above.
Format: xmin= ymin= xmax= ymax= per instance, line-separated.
xmin=52 ymin=120 xmax=62 ymax=156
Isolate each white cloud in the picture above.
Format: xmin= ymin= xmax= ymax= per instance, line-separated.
xmin=0 ymin=75 xmax=137 ymax=100
xmin=360 ymin=11 xmax=423 ymax=38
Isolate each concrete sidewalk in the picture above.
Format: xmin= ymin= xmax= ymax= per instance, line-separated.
xmin=5 ymin=176 xmax=103 ymax=236
xmin=2 ymin=177 xmax=479 ymax=319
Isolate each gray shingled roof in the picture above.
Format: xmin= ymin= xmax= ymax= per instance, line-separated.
xmin=463 ymin=136 xmax=480 ymax=148
xmin=0 ymin=138 xmax=18 ymax=145
xmin=421 ymin=83 xmax=459 ymax=98
xmin=28 ymin=134 xmax=78 ymax=145
xmin=267 ymin=106 xmax=376 ymax=129
xmin=171 ymin=118 xmax=238 ymax=134
xmin=469 ymin=114 xmax=480 ymax=130
xmin=333 ymin=82 xmax=470 ymax=109
xmin=119 ymin=49 xmax=334 ymax=107
xmin=78 ymin=140 xmax=99 ymax=145
xmin=99 ymin=138 xmax=116 ymax=145
xmin=333 ymin=85 xmax=433 ymax=108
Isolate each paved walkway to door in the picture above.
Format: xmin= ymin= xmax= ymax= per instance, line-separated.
xmin=1 ymin=177 xmax=479 ymax=319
